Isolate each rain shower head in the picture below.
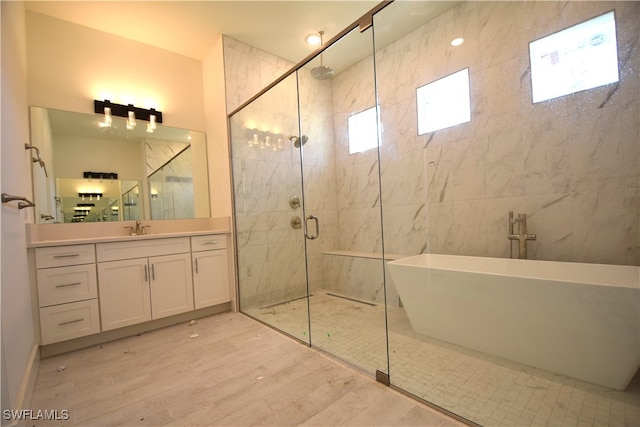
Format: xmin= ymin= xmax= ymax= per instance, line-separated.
xmin=311 ymin=65 xmax=334 ymax=80
xmin=310 ymin=30 xmax=334 ymax=80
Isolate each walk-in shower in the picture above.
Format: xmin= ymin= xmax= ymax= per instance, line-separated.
xmin=228 ymin=2 xmax=640 ymax=426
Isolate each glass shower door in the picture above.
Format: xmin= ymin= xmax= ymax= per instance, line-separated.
xmin=298 ymin=26 xmax=389 ymax=377
xmin=231 ymin=24 xmax=389 ymax=378
xmin=230 ymin=73 xmax=310 ymax=343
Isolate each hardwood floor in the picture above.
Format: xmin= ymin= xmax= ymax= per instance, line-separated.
xmin=29 ymin=312 xmax=465 ymax=426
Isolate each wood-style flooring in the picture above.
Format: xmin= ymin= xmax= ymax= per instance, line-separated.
xmin=29 ymin=312 xmax=466 ymax=426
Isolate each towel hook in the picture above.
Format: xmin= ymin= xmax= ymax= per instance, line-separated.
xmin=2 ymin=193 xmax=36 ymax=209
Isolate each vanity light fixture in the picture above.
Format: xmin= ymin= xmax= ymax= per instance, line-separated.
xmin=74 ymin=205 xmax=93 ymax=215
xmin=83 ymin=171 xmax=118 ymax=180
xmin=79 ymin=192 xmax=102 ymax=201
xmin=93 ymin=100 xmax=163 ymax=128
xmin=246 ymin=129 xmax=286 ymax=151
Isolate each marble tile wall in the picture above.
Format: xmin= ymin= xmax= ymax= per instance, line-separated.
xmin=227 ymin=0 xmax=639 ymax=312
xmin=368 ymin=0 xmax=639 ymax=265
xmin=227 ymin=57 xmax=341 ymax=308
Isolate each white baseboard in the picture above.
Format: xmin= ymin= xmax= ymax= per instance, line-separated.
xmin=5 ymin=344 xmax=40 ymax=426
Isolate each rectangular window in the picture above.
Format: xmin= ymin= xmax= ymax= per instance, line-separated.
xmin=417 ymin=68 xmax=471 ymax=135
xmin=529 ymin=11 xmax=619 ymax=104
xmin=348 ymin=106 xmax=379 ymax=154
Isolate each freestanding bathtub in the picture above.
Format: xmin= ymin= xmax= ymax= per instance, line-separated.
xmin=387 ymin=254 xmax=640 ymax=390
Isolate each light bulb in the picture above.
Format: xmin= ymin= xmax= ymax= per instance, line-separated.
xmin=146 ymin=114 xmax=156 ymax=133
xmin=126 ymin=110 xmax=136 ymax=130
xmin=99 ymin=107 xmax=112 ymax=128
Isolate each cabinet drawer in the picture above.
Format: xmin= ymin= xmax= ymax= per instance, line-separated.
xmin=35 ymin=244 xmax=95 ymax=268
xmin=191 ymin=235 xmax=227 ymax=252
xmin=37 ymin=264 xmax=98 ymax=307
xmin=40 ymin=299 xmax=100 ymax=345
xmin=97 ymin=237 xmax=190 ymax=262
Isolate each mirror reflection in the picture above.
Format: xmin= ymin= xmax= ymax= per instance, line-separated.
xmin=29 ymin=106 xmax=210 ymax=223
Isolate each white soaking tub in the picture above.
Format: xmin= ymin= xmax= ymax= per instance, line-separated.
xmin=387 ymin=254 xmax=640 ymax=390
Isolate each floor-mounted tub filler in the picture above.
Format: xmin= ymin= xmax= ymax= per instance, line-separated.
xmin=387 ymin=254 xmax=640 ymax=390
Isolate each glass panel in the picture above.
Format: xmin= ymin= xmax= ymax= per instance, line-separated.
xmin=148 ymin=146 xmax=195 ymax=220
xmin=375 ymin=1 xmax=640 ymax=426
xmin=121 ymin=181 xmax=140 ymax=221
xmin=300 ymin=27 xmax=388 ymax=376
xmin=230 ymin=74 xmax=310 ymax=343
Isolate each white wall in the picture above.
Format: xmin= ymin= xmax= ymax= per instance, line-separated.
xmin=1 ymin=1 xmax=39 ymax=420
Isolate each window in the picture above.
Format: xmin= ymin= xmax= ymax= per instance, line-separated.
xmin=529 ymin=11 xmax=619 ymax=104
xmin=348 ymin=106 xmax=379 ymax=154
xmin=417 ymin=68 xmax=471 ymax=135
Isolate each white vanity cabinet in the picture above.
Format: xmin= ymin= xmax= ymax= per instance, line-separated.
xmin=35 ymin=244 xmax=100 ymax=345
xmin=191 ymin=235 xmax=230 ymax=309
xmin=96 ymin=237 xmax=194 ymax=331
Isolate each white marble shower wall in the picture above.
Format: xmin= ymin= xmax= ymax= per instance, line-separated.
xmin=230 ymin=74 xmax=306 ymax=308
xmin=227 ymin=0 xmax=639 ymax=310
xmin=226 ymin=39 xmax=340 ymax=307
xmin=322 ymin=54 xmax=388 ymax=303
xmin=297 ymin=70 xmax=341 ymax=296
xmin=367 ymin=0 xmax=639 ymax=265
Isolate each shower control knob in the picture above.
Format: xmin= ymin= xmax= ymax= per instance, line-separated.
xmin=289 ymin=195 xmax=301 ymax=209
xmin=290 ymin=216 xmax=302 ymax=229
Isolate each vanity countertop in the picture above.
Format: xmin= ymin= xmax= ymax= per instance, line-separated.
xmin=27 ymin=229 xmax=230 ymax=248
xmin=26 ymin=217 xmax=232 ymax=248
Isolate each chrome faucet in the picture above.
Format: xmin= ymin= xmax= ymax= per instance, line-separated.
xmin=124 ymin=220 xmax=150 ymax=236
xmin=508 ymin=211 xmax=536 ymax=259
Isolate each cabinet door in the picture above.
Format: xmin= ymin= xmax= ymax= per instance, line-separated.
xmin=149 ymin=253 xmax=194 ymax=319
xmin=192 ymin=250 xmax=230 ymax=309
xmin=98 ymin=258 xmax=151 ymax=331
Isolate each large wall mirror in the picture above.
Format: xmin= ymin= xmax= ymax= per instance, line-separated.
xmin=29 ymin=106 xmax=210 ymax=224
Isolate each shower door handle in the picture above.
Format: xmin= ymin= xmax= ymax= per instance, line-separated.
xmin=305 ymin=215 xmax=319 ymax=240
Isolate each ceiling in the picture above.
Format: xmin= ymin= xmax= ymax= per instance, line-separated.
xmin=24 ymin=1 xmax=382 ymax=64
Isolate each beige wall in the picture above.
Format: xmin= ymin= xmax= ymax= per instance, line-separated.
xmin=25 ymin=11 xmax=234 ymax=220
xmin=202 ymin=36 xmax=232 ymax=218
xmin=1 ymin=7 xmax=235 ymax=414
xmin=26 ymin=12 xmax=206 ymax=132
